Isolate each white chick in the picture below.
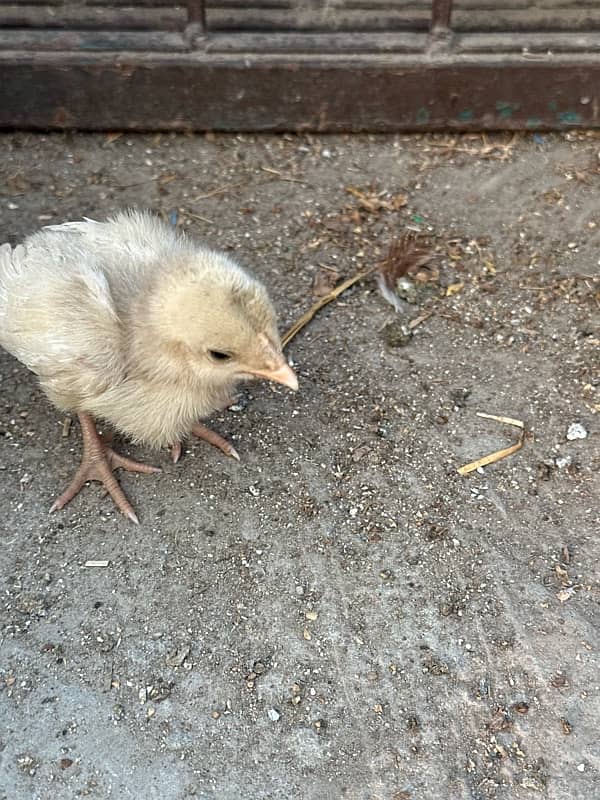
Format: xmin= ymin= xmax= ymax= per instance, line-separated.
xmin=0 ymin=210 xmax=297 ymax=522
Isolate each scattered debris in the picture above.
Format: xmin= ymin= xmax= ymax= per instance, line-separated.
xmin=267 ymin=708 xmax=281 ymax=722
xmin=555 ymin=455 xmax=572 ymax=469
xmin=284 ymin=232 xmax=439 ymax=347
xmin=550 ymin=672 xmax=568 ymax=689
xmin=83 ymin=560 xmax=110 ymax=568
xmin=311 ymin=265 xmax=341 ymax=298
xmin=458 ymin=413 xmax=525 ymax=475
xmin=165 ymin=645 xmax=191 ymax=668
xmin=422 ymin=653 xmax=449 ymax=676
xmin=345 ymin=185 xmax=408 ymax=213
xmin=425 ymin=132 xmax=520 ymax=161
xmin=381 ymin=320 xmax=412 ymax=348
xmin=147 ymin=681 xmax=173 ymax=702
xmin=557 ymin=587 xmax=576 ymax=603
xmin=16 ymin=754 xmax=38 ymax=776
xmin=445 ymin=282 xmax=464 ymax=297
xmin=487 ymin=707 xmax=513 ymax=732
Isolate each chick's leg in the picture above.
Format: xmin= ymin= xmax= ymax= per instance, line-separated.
xmin=170 ymin=423 xmax=239 ymax=463
xmin=50 ymin=413 xmax=160 ymax=524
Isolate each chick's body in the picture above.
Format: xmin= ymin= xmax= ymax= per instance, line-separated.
xmin=0 ymin=210 xmax=296 ymax=520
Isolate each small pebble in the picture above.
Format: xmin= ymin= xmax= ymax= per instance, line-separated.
xmin=577 ymin=763 xmax=586 ymax=772
xmin=267 ymin=708 xmax=280 ymax=722
xmin=566 ymin=423 xmax=587 ymax=440
xmin=555 ymin=455 xmax=572 ymax=469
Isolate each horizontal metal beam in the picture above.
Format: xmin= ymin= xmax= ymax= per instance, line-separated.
xmin=0 ymin=51 xmax=599 ymax=131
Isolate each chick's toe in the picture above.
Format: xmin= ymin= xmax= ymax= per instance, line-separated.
xmin=50 ymin=413 xmax=161 ymax=523
xmin=191 ymin=423 xmax=240 ymax=461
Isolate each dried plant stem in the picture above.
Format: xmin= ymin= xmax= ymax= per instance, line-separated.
xmin=458 ymin=413 xmax=525 ymax=475
xmin=282 ymin=266 xmax=375 ymax=348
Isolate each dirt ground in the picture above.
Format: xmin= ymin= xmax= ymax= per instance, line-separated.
xmin=0 ymin=130 xmax=598 ymax=800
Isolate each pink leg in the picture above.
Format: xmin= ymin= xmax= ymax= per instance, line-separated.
xmin=50 ymin=413 xmax=161 ymax=523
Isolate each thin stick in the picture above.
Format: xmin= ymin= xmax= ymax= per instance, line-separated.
xmin=476 ymin=412 xmax=524 ymax=429
xmin=408 ymin=310 xmax=434 ymax=330
xmin=180 ymin=209 xmax=214 ymax=224
xmin=457 ymin=438 xmax=524 ymax=476
xmin=282 ymin=266 xmax=375 ymax=348
xmin=192 ymin=181 xmax=246 ymax=201
xmin=260 ymin=166 xmax=306 ymax=184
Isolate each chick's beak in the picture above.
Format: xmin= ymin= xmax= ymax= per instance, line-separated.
xmin=252 ymin=362 xmax=298 ymax=391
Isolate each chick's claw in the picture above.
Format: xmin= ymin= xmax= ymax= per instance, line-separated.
xmin=191 ymin=422 xmax=240 ymax=461
xmin=170 ymin=424 xmax=240 ymax=463
xmin=49 ymin=413 xmax=161 ymax=523
xmin=170 ymin=441 xmax=183 ymax=464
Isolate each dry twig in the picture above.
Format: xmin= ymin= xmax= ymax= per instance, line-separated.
xmin=282 ymin=267 xmax=375 ymax=348
xmin=458 ymin=413 xmax=525 ymax=475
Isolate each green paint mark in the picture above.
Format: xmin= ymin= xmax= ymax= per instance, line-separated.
xmin=558 ymin=111 xmax=581 ymax=124
xmin=416 ymin=107 xmax=430 ymax=125
xmin=458 ymin=109 xmax=473 ymax=122
xmin=548 ymin=100 xmax=558 ymax=112
xmin=526 ymin=117 xmax=542 ymax=128
xmin=411 ymin=214 xmax=426 ymax=225
xmin=495 ymin=101 xmax=518 ymax=119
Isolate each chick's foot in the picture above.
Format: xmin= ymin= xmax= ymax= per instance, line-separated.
xmin=50 ymin=413 xmax=161 ymax=524
xmin=170 ymin=423 xmax=240 ymax=463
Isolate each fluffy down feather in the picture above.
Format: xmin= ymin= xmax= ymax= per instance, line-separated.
xmin=0 ymin=210 xmax=294 ymax=448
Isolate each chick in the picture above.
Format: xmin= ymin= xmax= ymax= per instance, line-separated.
xmin=0 ymin=210 xmax=297 ymax=522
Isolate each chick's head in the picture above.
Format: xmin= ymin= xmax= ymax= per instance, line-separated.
xmin=150 ymin=252 xmax=297 ymax=392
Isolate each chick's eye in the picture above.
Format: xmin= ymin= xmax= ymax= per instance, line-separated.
xmin=209 ymin=350 xmax=232 ymax=361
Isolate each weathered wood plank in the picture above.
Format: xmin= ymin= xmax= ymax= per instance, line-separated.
xmin=203 ymin=32 xmax=428 ymax=53
xmin=0 ymin=30 xmax=188 ymax=51
xmin=0 ymin=52 xmax=598 ymax=131
xmin=0 ymin=5 xmax=187 ymax=30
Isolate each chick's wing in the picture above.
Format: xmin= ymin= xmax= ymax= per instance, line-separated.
xmin=0 ymin=239 xmax=126 ymax=409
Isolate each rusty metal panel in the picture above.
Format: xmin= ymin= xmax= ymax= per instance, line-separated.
xmin=0 ymin=0 xmax=599 ymax=131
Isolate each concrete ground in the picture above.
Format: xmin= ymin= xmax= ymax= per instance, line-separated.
xmin=0 ymin=130 xmax=598 ymax=800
